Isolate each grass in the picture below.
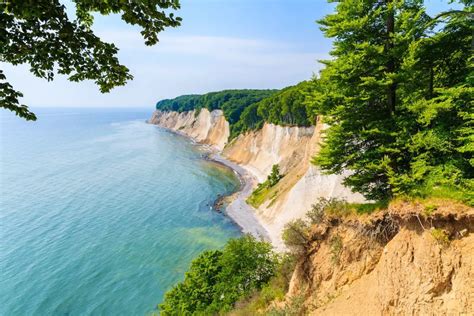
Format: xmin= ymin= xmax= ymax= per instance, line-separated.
xmin=348 ymin=199 xmax=389 ymax=215
xmin=267 ymin=294 xmax=306 ymax=316
xmin=430 ymin=228 xmax=450 ymax=246
xmin=306 ymin=197 xmax=389 ymax=221
xmin=414 ymin=184 xmax=473 ymax=207
xmin=423 ymin=203 xmax=438 ymax=217
xmin=247 ymin=184 xmax=272 ymax=208
xmin=247 ymin=165 xmax=282 ymax=208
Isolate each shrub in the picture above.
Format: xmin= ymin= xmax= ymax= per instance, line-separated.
xmin=306 ymin=200 xmax=326 ymax=225
xmin=232 ymin=254 xmax=297 ymax=315
xmin=329 ymin=235 xmax=343 ymax=265
xmin=306 ymin=197 xmax=353 ymax=223
xmin=323 ymin=198 xmax=352 ymax=218
xmin=282 ymin=219 xmax=310 ymax=254
xmin=267 ymin=294 xmax=306 ymax=316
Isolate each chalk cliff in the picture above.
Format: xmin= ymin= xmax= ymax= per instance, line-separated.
xmin=149 ymin=109 xmax=364 ymax=249
xmin=149 ymin=109 xmax=229 ymax=151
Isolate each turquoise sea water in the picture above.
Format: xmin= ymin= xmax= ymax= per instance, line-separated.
xmin=0 ymin=108 xmax=241 ymax=315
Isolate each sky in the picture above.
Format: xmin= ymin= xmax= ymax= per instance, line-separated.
xmin=1 ymin=0 xmax=459 ymax=110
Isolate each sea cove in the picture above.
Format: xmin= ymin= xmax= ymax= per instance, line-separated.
xmin=0 ymin=108 xmax=241 ymax=315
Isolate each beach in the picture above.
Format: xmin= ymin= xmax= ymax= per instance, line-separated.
xmin=152 ymin=122 xmax=273 ymax=244
xmin=210 ymin=154 xmax=270 ymax=241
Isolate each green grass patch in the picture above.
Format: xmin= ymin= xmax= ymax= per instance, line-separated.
xmin=430 ymin=228 xmax=450 ymax=246
xmin=423 ymin=203 xmax=438 ymax=217
xmin=247 ymin=164 xmax=283 ymax=208
xmin=247 ymin=184 xmax=272 ymax=208
xmin=348 ymin=199 xmax=389 ymax=215
xmin=417 ymin=185 xmax=473 ymax=207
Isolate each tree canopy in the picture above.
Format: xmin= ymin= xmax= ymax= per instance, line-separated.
xmin=0 ymin=0 xmax=182 ymax=120
xmin=308 ymin=0 xmax=473 ymax=203
xmin=233 ymin=81 xmax=313 ymax=136
xmin=156 ymin=83 xmax=315 ymax=138
xmin=156 ymin=89 xmax=277 ymax=125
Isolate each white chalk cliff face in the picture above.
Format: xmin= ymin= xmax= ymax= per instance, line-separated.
xmin=149 ymin=109 xmax=365 ymax=248
xmin=222 ymin=118 xmax=365 ymax=249
xmin=149 ymin=109 xmax=230 ymax=151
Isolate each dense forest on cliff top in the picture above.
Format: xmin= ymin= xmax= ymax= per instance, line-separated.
xmin=155 ymin=83 xmax=313 ymax=138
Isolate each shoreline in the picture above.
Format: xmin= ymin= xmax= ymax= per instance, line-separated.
xmin=151 ymin=123 xmax=271 ymax=242
xmin=209 ymin=154 xmax=270 ymax=241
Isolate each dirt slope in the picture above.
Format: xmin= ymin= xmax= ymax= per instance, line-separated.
xmin=287 ymin=203 xmax=474 ymax=315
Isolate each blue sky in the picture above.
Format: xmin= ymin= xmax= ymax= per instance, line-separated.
xmin=1 ymin=0 xmax=459 ymax=109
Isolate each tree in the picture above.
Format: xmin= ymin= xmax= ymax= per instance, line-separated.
xmin=159 ymin=235 xmax=277 ymax=314
xmin=159 ymin=250 xmax=223 ymax=314
xmin=213 ymin=235 xmax=277 ymax=311
xmin=309 ymin=0 xmax=472 ymax=202
xmin=1 ymin=0 xmax=182 ymax=120
xmin=268 ymin=164 xmax=282 ymax=187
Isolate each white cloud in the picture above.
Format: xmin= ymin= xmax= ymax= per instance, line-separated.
xmin=2 ymin=32 xmax=327 ymax=108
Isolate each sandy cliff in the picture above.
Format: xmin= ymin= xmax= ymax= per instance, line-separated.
xmin=286 ymin=202 xmax=474 ymax=315
xmin=149 ymin=109 xmax=473 ymax=315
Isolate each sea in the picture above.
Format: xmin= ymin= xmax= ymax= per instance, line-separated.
xmin=0 ymin=108 xmax=241 ymax=315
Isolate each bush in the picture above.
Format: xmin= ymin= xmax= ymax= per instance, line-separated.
xmin=306 ymin=198 xmax=354 ymax=224
xmin=159 ymin=235 xmax=277 ymax=315
xmin=231 ymin=254 xmax=297 ymax=315
xmin=329 ymin=235 xmax=343 ymax=265
xmin=282 ymin=219 xmax=310 ymax=254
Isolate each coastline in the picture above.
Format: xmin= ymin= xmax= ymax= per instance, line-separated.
xmin=210 ymin=154 xmax=270 ymax=241
xmin=151 ymin=123 xmax=271 ymax=243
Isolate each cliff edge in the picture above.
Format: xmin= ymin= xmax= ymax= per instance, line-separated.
xmin=285 ymin=201 xmax=474 ymax=315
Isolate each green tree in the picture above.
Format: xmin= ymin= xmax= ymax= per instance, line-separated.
xmin=268 ymin=164 xmax=282 ymax=187
xmin=212 ymin=235 xmax=277 ymax=312
xmin=159 ymin=235 xmax=277 ymax=315
xmin=309 ymin=0 xmax=472 ymax=202
xmin=256 ymin=82 xmax=313 ymax=127
xmin=1 ymin=0 xmax=182 ymax=120
xmin=159 ymin=250 xmax=223 ymax=314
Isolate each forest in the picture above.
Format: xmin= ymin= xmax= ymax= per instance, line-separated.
xmin=156 ymin=83 xmax=313 ymax=138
